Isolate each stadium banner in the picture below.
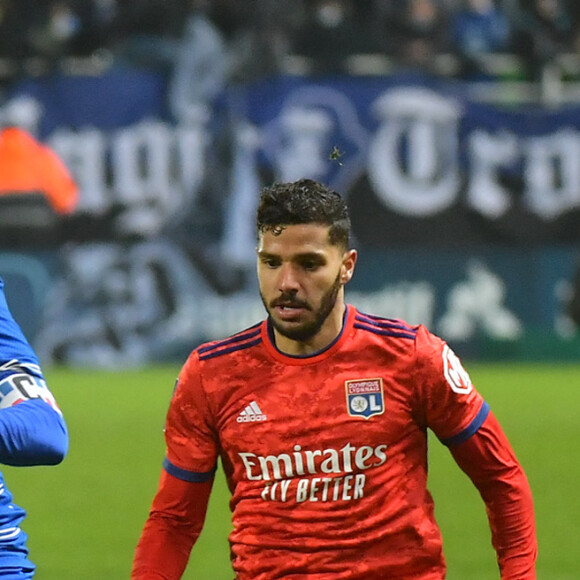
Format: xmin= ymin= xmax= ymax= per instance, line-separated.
xmin=1 ymin=245 xmax=578 ymax=366
xmin=234 ymin=74 xmax=580 ymax=253
xmin=7 ymin=70 xmax=580 ymax=251
xmin=1 ymin=69 xmax=579 ymax=365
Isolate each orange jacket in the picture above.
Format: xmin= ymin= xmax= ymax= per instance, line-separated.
xmin=0 ymin=127 xmax=78 ymax=214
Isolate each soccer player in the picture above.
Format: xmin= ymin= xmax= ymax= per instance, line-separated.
xmin=132 ymin=178 xmax=536 ymax=579
xmin=0 ymin=277 xmax=68 ymax=578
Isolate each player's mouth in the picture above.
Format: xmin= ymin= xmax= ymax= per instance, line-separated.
xmin=271 ymin=300 xmax=310 ymax=320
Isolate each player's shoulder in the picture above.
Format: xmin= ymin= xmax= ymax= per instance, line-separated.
xmin=193 ymin=321 xmax=264 ymax=362
xmin=351 ymin=308 xmax=446 ymax=357
xmin=177 ymin=321 xmax=265 ymax=392
xmin=352 ymin=309 xmax=419 ymax=342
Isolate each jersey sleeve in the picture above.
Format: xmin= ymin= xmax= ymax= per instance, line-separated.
xmin=414 ymin=325 xmax=488 ymax=444
xmin=163 ymin=351 xmax=218 ymax=482
xmin=133 ymin=354 xmax=218 ymax=580
xmin=414 ymin=326 xmax=536 ymax=577
xmin=132 ymin=471 xmax=213 ymax=580
xmin=450 ymin=412 xmax=537 ymax=578
xmin=0 ymin=278 xmax=68 ymax=465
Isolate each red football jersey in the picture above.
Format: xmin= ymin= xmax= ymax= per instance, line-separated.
xmin=164 ymin=305 xmax=489 ymax=579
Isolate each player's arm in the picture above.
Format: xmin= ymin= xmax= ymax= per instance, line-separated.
xmin=415 ymin=328 xmax=536 ymax=579
xmin=447 ymin=410 xmax=537 ymax=579
xmin=0 ymin=397 xmax=68 ymax=466
xmin=0 ymin=280 xmax=68 ymax=466
xmin=132 ymin=470 xmax=213 ymax=580
xmin=132 ymin=352 xmax=218 ymax=579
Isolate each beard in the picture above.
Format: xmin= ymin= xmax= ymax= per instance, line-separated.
xmin=261 ymin=272 xmax=342 ymax=342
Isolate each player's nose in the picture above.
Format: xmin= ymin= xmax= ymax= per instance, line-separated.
xmin=277 ymin=263 xmax=300 ymax=293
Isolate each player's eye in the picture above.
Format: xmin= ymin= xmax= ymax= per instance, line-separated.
xmin=300 ymin=258 xmax=324 ymax=271
xmin=260 ymin=256 xmax=280 ymax=268
xmin=302 ymin=261 xmax=318 ymax=271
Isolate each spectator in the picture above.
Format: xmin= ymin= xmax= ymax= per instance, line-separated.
xmin=0 ymin=0 xmax=36 ymax=62
xmin=0 ymin=0 xmax=117 ymax=72
xmin=380 ymin=0 xmax=450 ymax=72
xmin=292 ymin=0 xmax=376 ymax=74
xmin=449 ymin=0 xmax=511 ymax=78
xmin=228 ymin=0 xmax=303 ymax=84
xmin=66 ymin=0 xmax=119 ymax=57
xmin=26 ymin=2 xmax=78 ymax=65
xmin=113 ymin=0 xmax=189 ymax=73
xmin=509 ymin=0 xmax=575 ymax=81
xmin=0 ymin=96 xmax=78 ymax=246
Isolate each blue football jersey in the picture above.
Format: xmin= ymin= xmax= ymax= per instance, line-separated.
xmin=0 ymin=278 xmax=68 ymax=576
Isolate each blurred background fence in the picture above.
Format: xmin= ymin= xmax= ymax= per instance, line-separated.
xmin=1 ymin=0 xmax=580 ymax=366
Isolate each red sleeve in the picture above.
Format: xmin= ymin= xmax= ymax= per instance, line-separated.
xmin=165 ymin=353 xmax=219 ymax=476
xmin=448 ymin=411 xmax=537 ymax=579
xmin=414 ymin=327 xmax=487 ymax=442
xmin=131 ymin=470 xmax=213 ymax=580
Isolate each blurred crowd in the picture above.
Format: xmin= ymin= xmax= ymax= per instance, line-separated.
xmin=1 ymin=0 xmax=580 ymax=88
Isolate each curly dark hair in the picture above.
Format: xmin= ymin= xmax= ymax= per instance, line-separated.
xmin=256 ymin=179 xmax=351 ymax=249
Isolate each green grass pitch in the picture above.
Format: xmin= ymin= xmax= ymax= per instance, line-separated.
xmin=3 ymin=362 xmax=578 ymax=579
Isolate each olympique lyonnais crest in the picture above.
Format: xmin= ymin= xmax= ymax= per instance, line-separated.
xmin=345 ymin=378 xmax=385 ymax=419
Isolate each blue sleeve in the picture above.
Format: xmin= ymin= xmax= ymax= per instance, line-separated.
xmin=0 ymin=277 xmax=69 ymax=466
xmin=0 ymin=398 xmax=68 ymax=466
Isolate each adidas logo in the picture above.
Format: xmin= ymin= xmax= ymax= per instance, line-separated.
xmin=237 ymin=401 xmax=267 ymax=423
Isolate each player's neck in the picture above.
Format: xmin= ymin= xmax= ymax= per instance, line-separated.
xmin=273 ymin=302 xmax=347 ymax=357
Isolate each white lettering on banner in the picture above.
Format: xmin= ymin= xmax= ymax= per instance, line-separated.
xmin=43 ymin=85 xmax=580 ymax=254
xmin=113 ymin=121 xmax=173 ymax=202
xmin=467 ymin=130 xmax=517 ymax=219
xmin=524 ymin=129 xmax=580 ymax=219
xmin=49 ymin=128 xmax=109 ymax=213
xmin=365 ymin=87 xmax=580 ymax=220
xmin=368 ymin=87 xmax=462 ymax=217
xmin=48 ymin=119 xmax=208 ymax=235
xmin=31 ymin=83 xmax=580 ymax=243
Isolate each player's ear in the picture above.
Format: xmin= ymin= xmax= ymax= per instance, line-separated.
xmin=340 ymin=249 xmax=357 ymax=284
